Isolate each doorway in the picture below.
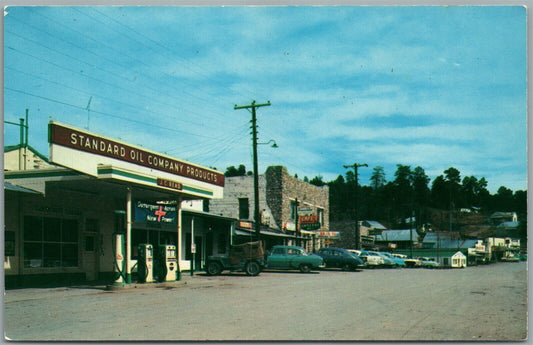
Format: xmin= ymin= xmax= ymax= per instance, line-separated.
xmin=195 ymin=236 xmax=203 ymax=270
xmin=82 ymin=218 xmax=99 ymax=281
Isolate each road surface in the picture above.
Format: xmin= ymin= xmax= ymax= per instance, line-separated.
xmin=4 ymin=261 xmax=527 ymax=341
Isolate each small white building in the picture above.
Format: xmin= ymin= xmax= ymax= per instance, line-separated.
xmin=436 ymin=251 xmax=467 ymax=268
xmin=450 ymin=251 xmax=467 ymax=268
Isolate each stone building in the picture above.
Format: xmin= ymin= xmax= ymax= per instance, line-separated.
xmin=209 ymin=166 xmax=330 ymax=252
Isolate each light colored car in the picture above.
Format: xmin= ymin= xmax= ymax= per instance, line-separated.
xmin=379 ymin=252 xmax=406 ymax=267
xmin=418 ymin=257 xmax=440 ymax=268
xmin=404 ymin=257 xmax=422 ymax=268
xmin=348 ymin=249 xmax=385 ymax=268
xmin=368 ymin=251 xmax=395 ymax=267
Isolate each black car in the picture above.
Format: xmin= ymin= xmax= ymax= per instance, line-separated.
xmin=316 ymin=247 xmax=364 ymax=271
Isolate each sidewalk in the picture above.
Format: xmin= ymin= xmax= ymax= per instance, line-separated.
xmin=4 ymin=272 xmax=222 ymax=301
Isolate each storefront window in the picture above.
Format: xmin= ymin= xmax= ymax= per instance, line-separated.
xmin=317 ymin=208 xmax=324 ymax=226
xmin=290 ymin=200 xmax=298 ymax=220
xmin=23 ymin=216 xmax=79 ymax=268
xmin=239 ymin=198 xmax=249 ymax=219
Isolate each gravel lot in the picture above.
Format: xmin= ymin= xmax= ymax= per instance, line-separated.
xmin=4 ymin=261 xmax=528 ymax=341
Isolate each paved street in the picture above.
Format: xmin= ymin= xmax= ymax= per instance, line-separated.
xmin=4 ymin=262 xmax=527 ymax=341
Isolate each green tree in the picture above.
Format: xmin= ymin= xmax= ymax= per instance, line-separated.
xmin=444 ymin=167 xmax=462 ymax=208
xmin=412 ymin=166 xmax=430 ymax=205
xmin=370 ymin=166 xmax=386 ymax=190
xmin=431 ymin=175 xmax=448 ymax=209
xmin=309 ymin=175 xmax=326 ymax=187
xmin=224 ymin=164 xmax=247 ymax=177
xmin=461 ymin=175 xmax=478 ymax=207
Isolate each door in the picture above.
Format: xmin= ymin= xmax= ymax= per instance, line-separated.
xmin=82 ymin=233 xmax=97 ymax=280
xmin=267 ymin=247 xmax=288 ymax=268
xmin=195 ymin=236 xmax=203 ymax=270
xmin=82 ymin=219 xmax=99 ymax=281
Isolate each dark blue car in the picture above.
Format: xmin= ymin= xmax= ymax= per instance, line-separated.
xmin=316 ymin=247 xmax=364 ymax=271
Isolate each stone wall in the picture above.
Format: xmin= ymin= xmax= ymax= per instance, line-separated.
xmin=209 ymin=175 xmax=279 ymax=229
xmin=210 ymin=166 xmax=330 ymax=233
xmin=265 ymin=166 xmax=329 ymax=232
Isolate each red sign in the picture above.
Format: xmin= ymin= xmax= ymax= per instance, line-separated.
xmin=49 ymin=123 xmax=225 ymax=187
xmin=299 ymin=215 xmax=318 ymax=224
xmin=238 ymin=221 xmax=253 ymax=229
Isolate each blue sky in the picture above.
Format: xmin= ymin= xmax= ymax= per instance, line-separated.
xmin=3 ymin=6 xmax=527 ymax=193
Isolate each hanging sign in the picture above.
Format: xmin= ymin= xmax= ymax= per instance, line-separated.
xmin=135 ymin=201 xmax=177 ymax=224
xmin=299 ymin=214 xmax=320 ymax=230
xmin=317 ymin=231 xmax=340 ymax=239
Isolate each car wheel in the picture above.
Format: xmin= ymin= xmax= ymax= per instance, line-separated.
xmin=299 ymin=264 xmax=311 ymax=273
xmin=244 ymin=261 xmax=261 ymax=276
xmin=206 ymin=261 xmax=222 ymax=276
xmin=342 ymin=263 xmax=352 ymax=271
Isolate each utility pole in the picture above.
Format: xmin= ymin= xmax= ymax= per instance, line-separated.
xmin=234 ymin=100 xmax=271 ymax=241
xmin=4 ymin=109 xmax=28 ymax=170
xmin=343 ymin=163 xmax=367 ymax=249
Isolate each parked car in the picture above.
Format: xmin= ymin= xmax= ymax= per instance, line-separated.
xmin=418 ymin=257 xmax=440 ymax=268
xmin=404 ymin=257 xmax=422 ymax=268
xmin=316 ymin=247 xmax=364 ymax=271
xmin=500 ymin=252 xmax=520 ymax=262
xmin=368 ymin=250 xmax=395 ymax=268
xmin=348 ymin=249 xmax=385 ymax=268
xmin=266 ymin=245 xmax=324 ymax=273
xmin=392 ymin=253 xmax=408 ymax=259
xmin=379 ymin=252 xmax=406 ymax=267
xmin=205 ymin=241 xmax=265 ymax=276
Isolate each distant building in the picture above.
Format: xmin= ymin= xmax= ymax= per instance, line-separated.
xmin=373 ymin=229 xmax=419 ymax=250
xmin=359 ymin=220 xmax=387 ymax=248
xmin=4 ymin=144 xmax=53 ymax=171
xmin=489 ymin=212 xmax=518 ymax=225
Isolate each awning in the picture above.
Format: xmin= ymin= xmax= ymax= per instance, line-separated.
xmin=4 ymin=182 xmax=41 ymax=194
xmin=234 ymin=228 xmax=309 ymax=239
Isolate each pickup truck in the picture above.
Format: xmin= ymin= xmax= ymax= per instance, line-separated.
xmin=205 ymin=241 xmax=265 ymax=276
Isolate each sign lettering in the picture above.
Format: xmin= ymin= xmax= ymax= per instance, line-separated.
xmin=157 ymin=178 xmax=183 ymax=191
xmin=135 ymin=201 xmax=177 ymax=224
xmin=49 ymin=123 xmax=225 ymax=187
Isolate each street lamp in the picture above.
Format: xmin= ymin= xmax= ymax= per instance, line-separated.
xmin=258 ymin=139 xmax=278 ymax=148
xmin=343 ymin=163 xmax=368 ymax=249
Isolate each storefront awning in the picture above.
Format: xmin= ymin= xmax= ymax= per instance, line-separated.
xmin=4 ymin=182 xmax=41 ymax=194
xmin=182 ymin=209 xmax=236 ymax=223
xmin=234 ymin=228 xmax=306 ymax=239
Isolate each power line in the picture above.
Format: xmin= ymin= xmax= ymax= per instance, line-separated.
xmin=89 ymin=7 xmax=266 ymax=102
xmin=16 ymin=9 xmax=239 ymax=122
xmin=5 ymin=87 xmax=215 ymax=140
xmin=5 ymin=65 xmax=223 ymax=132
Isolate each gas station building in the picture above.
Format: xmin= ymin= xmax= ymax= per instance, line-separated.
xmin=4 ymin=122 xmax=228 ymax=287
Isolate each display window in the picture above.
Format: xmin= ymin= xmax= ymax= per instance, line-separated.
xmin=23 ymin=216 xmax=79 ymax=268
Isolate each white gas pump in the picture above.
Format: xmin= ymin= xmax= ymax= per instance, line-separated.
xmin=155 ymin=244 xmax=177 ymax=282
xmin=137 ymin=244 xmax=154 ymax=283
xmin=113 ymin=234 xmax=126 ymax=286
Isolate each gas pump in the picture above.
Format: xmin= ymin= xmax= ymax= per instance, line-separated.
xmin=155 ymin=244 xmax=178 ymax=282
xmin=112 ymin=210 xmax=126 ymax=286
xmin=112 ymin=233 xmax=126 ymax=286
xmin=137 ymin=244 xmax=154 ymax=283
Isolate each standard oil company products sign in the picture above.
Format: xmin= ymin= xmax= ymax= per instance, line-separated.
xmin=48 ymin=121 xmax=224 ymax=198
